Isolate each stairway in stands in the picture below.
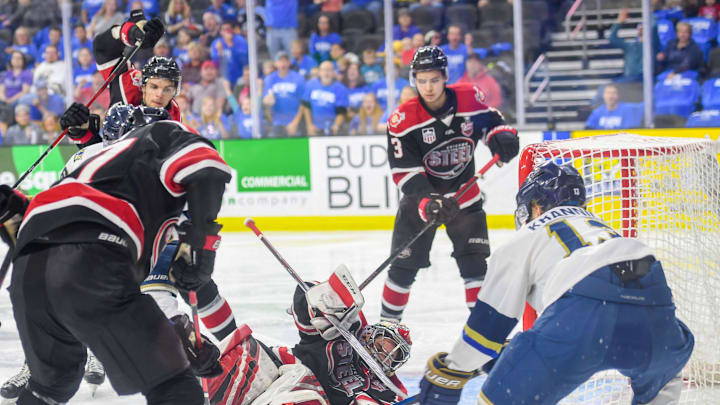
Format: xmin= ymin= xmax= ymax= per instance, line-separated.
xmin=526 ymin=4 xmax=643 ymax=130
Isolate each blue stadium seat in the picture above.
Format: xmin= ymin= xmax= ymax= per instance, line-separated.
xmin=654 ymin=73 xmax=700 ymax=118
xmin=681 ymin=17 xmax=716 ymax=60
xmin=685 ymin=109 xmax=720 ymax=127
xmin=657 ymin=19 xmax=676 ymax=49
xmin=701 ymin=78 xmax=720 ymax=110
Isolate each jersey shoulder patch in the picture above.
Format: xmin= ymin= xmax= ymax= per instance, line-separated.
xmin=387 ymin=97 xmax=434 ymax=137
xmin=449 ymin=83 xmax=490 ymax=115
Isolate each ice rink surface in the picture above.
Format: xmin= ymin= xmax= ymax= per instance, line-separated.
xmin=0 ymin=228 xmax=509 ymax=404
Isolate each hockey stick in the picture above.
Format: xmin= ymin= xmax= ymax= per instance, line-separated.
xmin=11 ymin=45 xmax=142 ymax=190
xmin=244 ymin=218 xmax=408 ymax=400
xmin=357 ymin=154 xmax=501 ymax=291
xmin=188 ymin=290 xmax=212 ymax=405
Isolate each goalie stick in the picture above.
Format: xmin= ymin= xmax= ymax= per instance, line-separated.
xmin=11 ymin=45 xmax=142 ymax=190
xmin=357 ymin=153 xmax=501 ymax=291
xmin=244 ymin=218 xmax=408 ymax=400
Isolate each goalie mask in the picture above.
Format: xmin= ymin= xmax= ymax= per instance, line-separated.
xmin=515 ymin=160 xmax=586 ymax=229
xmin=101 ymin=104 xmax=170 ymax=143
xmin=361 ymin=321 xmax=412 ymax=374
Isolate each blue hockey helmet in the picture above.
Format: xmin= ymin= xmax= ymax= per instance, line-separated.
xmin=514 ymin=160 xmax=586 ymax=229
xmin=101 ymin=104 xmax=170 ymax=142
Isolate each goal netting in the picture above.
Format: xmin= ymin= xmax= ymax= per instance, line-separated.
xmin=518 ymin=133 xmax=720 ymax=404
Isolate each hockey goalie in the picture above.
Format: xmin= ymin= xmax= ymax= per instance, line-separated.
xmin=205 ymin=265 xmax=412 ymax=405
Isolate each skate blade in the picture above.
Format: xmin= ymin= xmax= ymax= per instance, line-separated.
xmin=87 ymin=383 xmax=101 ymax=397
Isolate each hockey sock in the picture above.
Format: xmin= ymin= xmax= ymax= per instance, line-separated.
xmin=183 ymin=280 xmax=238 ymax=341
xmin=464 ymin=278 xmax=482 ymax=309
xmin=380 ymin=278 xmax=412 ymax=321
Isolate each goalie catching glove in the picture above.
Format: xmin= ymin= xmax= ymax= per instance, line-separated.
xmin=418 ymin=193 xmax=459 ymax=224
xmin=305 ymin=264 xmax=365 ymax=340
xmin=170 ymin=221 xmax=222 ymax=292
xmin=418 ymin=352 xmax=480 ymax=405
xmin=170 ymin=314 xmax=222 ymax=377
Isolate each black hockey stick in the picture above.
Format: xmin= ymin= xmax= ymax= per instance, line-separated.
xmin=244 ymin=218 xmax=409 ymax=400
xmin=188 ymin=291 xmax=211 ymax=405
xmin=358 ymin=154 xmax=501 ymax=291
xmin=11 ymin=45 xmax=142 ymax=190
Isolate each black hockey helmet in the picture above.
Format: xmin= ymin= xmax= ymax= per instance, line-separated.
xmin=409 ymin=45 xmax=448 ymax=87
xmin=514 ymin=160 xmax=587 ymax=229
xmin=101 ymin=104 xmax=170 ymax=142
xmin=141 ymin=56 xmax=181 ymax=94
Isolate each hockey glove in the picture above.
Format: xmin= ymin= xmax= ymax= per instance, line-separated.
xmin=0 ymin=185 xmax=29 ymax=247
xmin=170 ymin=314 xmax=223 ymax=378
xmin=60 ymin=103 xmax=101 ymax=144
xmin=170 ymin=221 xmax=222 ymax=292
xmin=305 ymin=264 xmax=364 ymax=340
xmin=419 ymin=352 xmax=479 ymax=405
xmin=140 ymin=17 xmax=165 ymax=49
xmin=59 ymin=102 xmax=89 ymax=130
xmin=485 ymin=125 xmax=519 ymax=163
xmin=418 ymin=193 xmax=459 ymax=225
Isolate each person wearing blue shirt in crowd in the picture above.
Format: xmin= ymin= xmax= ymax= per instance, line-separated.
xmin=309 ymin=14 xmax=342 ymax=64
xmin=343 ymin=62 xmax=369 ymax=115
xmin=232 ymin=96 xmax=259 ymax=138
xmin=394 ymin=9 xmax=421 ymax=40
xmin=586 ymin=84 xmax=642 ymax=129
xmin=207 ymin=0 xmax=237 ymax=22
xmin=82 ymin=0 xmax=106 ymax=24
xmin=38 ymin=27 xmax=64 ymax=62
xmin=361 ymin=48 xmax=384 ymax=85
xmin=290 ymin=39 xmax=317 ymax=78
xmin=126 ymin=0 xmax=159 ymax=17
xmin=18 ymin=80 xmax=65 ymax=123
xmin=71 ymin=24 xmax=93 ymax=61
xmin=263 ymin=52 xmax=305 ymax=137
xmin=441 ymin=25 xmax=471 ymax=84
xmin=265 ymin=0 xmax=298 ymax=60
xmin=211 ymin=21 xmax=248 ymax=86
xmin=371 ymin=66 xmax=410 ymax=111
xmin=12 ymin=27 xmax=39 ymax=68
xmin=302 ymin=61 xmax=349 ymax=136
xmin=73 ymin=48 xmax=97 ymax=89
xmin=609 ymin=8 xmax=660 ymax=82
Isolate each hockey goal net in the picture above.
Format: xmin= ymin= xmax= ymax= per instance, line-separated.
xmin=518 ymin=133 xmax=720 ymax=404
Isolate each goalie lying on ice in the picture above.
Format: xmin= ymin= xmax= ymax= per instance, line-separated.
xmin=206 ymin=264 xmax=412 ymax=405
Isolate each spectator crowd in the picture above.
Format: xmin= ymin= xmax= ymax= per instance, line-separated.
xmin=0 ymin=0 xmax=528 ymax=144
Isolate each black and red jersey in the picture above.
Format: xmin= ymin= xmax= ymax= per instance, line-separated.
xmin=94 ymin=27 xmax=181 ymax=122
xmin=387 ymin=82 xmax=511 ymax=208
xmin=289 ymin=285 xmax=407 ymax=405
xmin=16 ymin=120 xmax=231 ymax=276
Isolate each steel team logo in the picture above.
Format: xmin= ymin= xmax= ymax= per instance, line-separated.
xmin=422 ymin=137 xmax=475 ymax=179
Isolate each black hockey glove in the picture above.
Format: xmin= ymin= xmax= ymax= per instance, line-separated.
xmin=170 ymin=221 xmax=222 ymax=292
xmin=59 ymin=102 xmax=89 ymax=130
xmin=418 ymin=193 xmax=459 ymax=224
xmin=141 ymin=17 xmax=165 ymax=49
xmin=170 ymin=314 xmax=223 ymax=378
xmin=0 ymin=185 xmax=29 ymax=247
xmin=486 ymin=125 xmax=519 ymax=163
xmin=120 ymin=20 xmax=145 ymax=47
xmin=419 ymin=352 xmax=480 ymax=405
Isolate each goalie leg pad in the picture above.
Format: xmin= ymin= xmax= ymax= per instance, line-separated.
xmin=249 ymin=363 xmax=329 ymax=405
xmin=207 ymin=326 xmax=279 ymax=405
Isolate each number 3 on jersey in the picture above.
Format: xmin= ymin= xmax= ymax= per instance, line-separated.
xmin=547 ymin=219 xmax=620 ymax=257
xmin=390 ymin=137 xmax=403 ymax=159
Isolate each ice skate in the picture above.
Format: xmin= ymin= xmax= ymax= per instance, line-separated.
xmin=0 ymin=362 xmax=30 ymax=403
xmin=83 ymin=352 xmax=106 ymax=397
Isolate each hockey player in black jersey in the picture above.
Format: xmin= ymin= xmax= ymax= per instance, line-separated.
xmin=3 ymin=105 xmax=229 ymax=405
xmin=203 ymin=265 xmax=412 ymax=405
xmin=380 ymin=46 xmax=520 ymax=321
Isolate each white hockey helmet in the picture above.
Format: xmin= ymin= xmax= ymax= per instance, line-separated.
xmin=361 ymin=321 xmax=412 ymax=374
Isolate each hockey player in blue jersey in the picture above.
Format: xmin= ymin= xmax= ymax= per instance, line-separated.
xmin=418 ymin=161 xmax=694 ymax=405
